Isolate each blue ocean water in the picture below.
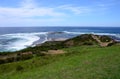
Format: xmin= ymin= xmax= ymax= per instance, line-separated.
xmin=0 ymin=27 xmax=120 ymax=52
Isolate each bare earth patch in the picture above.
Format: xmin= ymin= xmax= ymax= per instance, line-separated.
xmin=42 ymin=50 xmax=65 ymax=55
xmin=91 ymin=35 xmax=114 ymax=47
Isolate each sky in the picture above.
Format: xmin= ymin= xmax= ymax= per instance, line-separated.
xmin=0 ymin=0 xmax=120 ymax=27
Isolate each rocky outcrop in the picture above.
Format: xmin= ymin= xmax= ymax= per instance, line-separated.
xmin=63 ymin=34 xmax=115 ymax=47
xmin=38 ymin=34 xmax=116 ymax=47
xmin=91 ymin=35 xmax=115 ymax=47
xmin=0 ymin=34 xmax=117 ymax=64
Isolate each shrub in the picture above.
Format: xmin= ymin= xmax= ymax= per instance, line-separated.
xmin=16 ymin=65 xmax=24 ymax=71
xmin=0 ymin=59 xmax=5 ymax=64
xmin=35 ymin=51 xmax=46 ymax=56
xmin=83 ymin=41 xmax=93 ymax=45
xmin=100 ymin=35 xmax=112 ymax=42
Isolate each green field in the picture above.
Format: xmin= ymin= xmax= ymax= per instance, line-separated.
xmin=0 ymin=45 xmax=120 ymax=79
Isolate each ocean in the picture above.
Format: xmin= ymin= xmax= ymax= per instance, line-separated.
xmin=0 ymin=27 xmax=120 ymax=52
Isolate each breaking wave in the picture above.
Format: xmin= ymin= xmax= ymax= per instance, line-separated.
xmin=0 ymin=32 xmax=47 ymax=52
xmin=63 ymin=31 xmax=120 ymax=41
xmin=0 ymin=31 xmax=120 ymax=52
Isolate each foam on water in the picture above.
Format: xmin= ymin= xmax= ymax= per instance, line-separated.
xmin=64 ymin=31 xmax=117 ymax=35
xmin=64 ymin=31 xmax=120 ymax=40
xmin=0 ymin=31 xmax=120 ymax=52
xmin=0 ymin=32 xmax=47 ymax=52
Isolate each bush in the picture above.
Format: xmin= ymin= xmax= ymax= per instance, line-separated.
xmin=100 ymin=35 xmax=112 ymax=42
xmin=35 ymin=52 xmax=46 ymax=56
xmin=17 ymin=52 xmax=33 ymax=61
xmin=0 ymin=59 xmax=5 ymax=64
xmin=107 ymin=42 xmax=115 ymax=46
xmin=83 ymin=41 xmax=93 ymax=45
xmin=16 ymin=65 xmax=24 ymax=71
xmin=6 ymin=57 xmax=15 ymax=62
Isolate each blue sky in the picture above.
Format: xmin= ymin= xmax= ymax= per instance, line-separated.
xmin=0 ymin=0 xmax=120 ymax=26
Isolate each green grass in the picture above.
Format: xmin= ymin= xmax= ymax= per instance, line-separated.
xmin=0 ymin=45 xmax=120 ymax=79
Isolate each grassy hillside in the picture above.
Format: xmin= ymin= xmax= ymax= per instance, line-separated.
xmin=0 ymin=45 xmax=120 ymax=79
xmin=0 ymin=34 xmax=116 ymax=64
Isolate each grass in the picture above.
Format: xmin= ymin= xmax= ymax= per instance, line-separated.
xmin=0 ymin=45 xmax=120 ymax=79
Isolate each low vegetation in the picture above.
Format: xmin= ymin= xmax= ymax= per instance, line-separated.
xmin=0 ymin=45 xmax=120 ymax=79
xmin=0 ymin=34 xmax=119 ymax=79
xmin=0 ymin=34 xmax=117 ymax=64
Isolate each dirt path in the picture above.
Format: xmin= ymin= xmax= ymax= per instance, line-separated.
xmin=91 ymin=35 xmax=113 ymax=47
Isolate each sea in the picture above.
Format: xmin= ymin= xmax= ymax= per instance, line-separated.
xmin=0 ymin=27 xmax=120 ymax=52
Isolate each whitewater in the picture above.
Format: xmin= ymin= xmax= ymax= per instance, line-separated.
xmin=0 ymin=27 xmax=120 ymax=52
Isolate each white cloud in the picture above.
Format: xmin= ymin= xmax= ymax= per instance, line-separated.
xmin=0 ymin=0 xmax=92 ymax=26
xmin=0 ymin=7 xmax=65 ymax=18
xmin=58 ymin=5 xmax=91 ymax=14
xmin=20 ymin=0 xmax=37 ymax=8
xmin=0 ymin=0 xmax=65 ymax=19
xmin=0 ymin=17 xmax=64 ymax=26
xmin=0 ymin=0 xmax=92 ymax=19
xmin=0 ymin=0 xmax=111 ymax=26
xmin=0 ymin=0 xmax=67 ymax=26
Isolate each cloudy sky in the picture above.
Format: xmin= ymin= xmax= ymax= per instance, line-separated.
xmin=0 ymin=0 xmax=120 ymax=26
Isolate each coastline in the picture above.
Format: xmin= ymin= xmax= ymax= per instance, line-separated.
xmin=32 ymin=31 xmax=69 ymax=46
xmin=33 ymin=37 xmax=68 ymax=46
xmin=0 ymin=34 xmax=119 ymax=64
xmin=1 ymin=30 xmax=120 ymax=52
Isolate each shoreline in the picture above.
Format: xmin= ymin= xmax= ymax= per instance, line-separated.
xmin=0 ymin=34 xmax=119 ymax=64
xmin=33 ymin=38 xmax=68 ymax=46
xmin=0 ymin=33 xmax=120 ymax=52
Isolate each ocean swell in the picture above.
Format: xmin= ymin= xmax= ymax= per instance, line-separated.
xmin=64 ymin=31 xmax=120 ymax=41
xmin=0 ymin=32 xmax=47 ymax=52
xmin=0 ymin=31 xmax=120 ymax=52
